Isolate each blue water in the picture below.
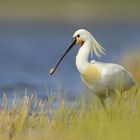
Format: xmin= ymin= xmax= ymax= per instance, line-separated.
xmin=0 ymin=21 xmax=139 ymax=102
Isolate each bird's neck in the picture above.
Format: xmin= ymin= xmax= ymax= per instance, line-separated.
xmin=76 ymin=40 xmax=91 ymax=73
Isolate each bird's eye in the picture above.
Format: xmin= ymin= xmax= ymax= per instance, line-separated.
xmin=77 ymin=34 xmax=80 ymax=38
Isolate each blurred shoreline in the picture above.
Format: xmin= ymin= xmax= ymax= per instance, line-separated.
xmin=0 ymin=1 xmax=140 ymax=24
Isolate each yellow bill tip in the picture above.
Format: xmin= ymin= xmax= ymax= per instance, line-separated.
xmin=50 ymin=68 xmax=55 ymax=75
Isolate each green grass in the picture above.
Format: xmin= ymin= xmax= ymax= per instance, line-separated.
xmin=0 ymin=87 xmax=140 ymax=140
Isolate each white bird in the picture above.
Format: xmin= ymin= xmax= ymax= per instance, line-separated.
xmin=50 ymin=29 xmax=135 ymax=104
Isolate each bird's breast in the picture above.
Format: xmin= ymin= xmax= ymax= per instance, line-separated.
xmin=80 ymin=65 xmax=101 ymax=84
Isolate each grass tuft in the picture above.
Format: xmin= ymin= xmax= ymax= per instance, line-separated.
xmin=0 ymin=87 xmax=140 ymax=140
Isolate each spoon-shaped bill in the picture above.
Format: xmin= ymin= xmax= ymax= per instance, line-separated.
xmin=50 ymin=38 xmax=76 ymax=75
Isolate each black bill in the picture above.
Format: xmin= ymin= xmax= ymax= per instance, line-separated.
xmin=50 ymin=37 xmax=76 ymax=75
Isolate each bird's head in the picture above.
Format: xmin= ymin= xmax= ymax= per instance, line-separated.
xmin=73 ymin=29 xmax=106 ymax=57
xmin=72 ymin=29 xmax=92 ymax=46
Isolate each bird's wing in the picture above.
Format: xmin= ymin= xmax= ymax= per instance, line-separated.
xmin=99 ymin=63 xmax=135 ymax=91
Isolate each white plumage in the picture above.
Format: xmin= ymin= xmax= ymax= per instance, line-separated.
xmin=81 ymin=61 xmax=135 ymax=99
xmin=74 ymin=29 xmax=135 ymax=100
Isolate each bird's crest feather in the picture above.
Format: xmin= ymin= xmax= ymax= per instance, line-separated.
xmin=91 ymin=36 xmax=106 ymax=58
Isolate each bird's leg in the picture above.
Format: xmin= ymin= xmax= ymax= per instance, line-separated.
xmin=96 ymin=94 xmax=107 ymax=110
xmin=100 ymin=98 xmax=106 ymax=110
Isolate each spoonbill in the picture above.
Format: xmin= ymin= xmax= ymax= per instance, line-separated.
xmin=50 ymin=29 xmax=135 ymax=103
